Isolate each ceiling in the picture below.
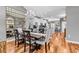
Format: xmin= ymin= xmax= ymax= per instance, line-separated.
xmin=24 ymin=6 xmax=66 ymax=19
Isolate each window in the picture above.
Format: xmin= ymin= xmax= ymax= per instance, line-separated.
xmin=6 ymin=7 xmax=26 ymax=18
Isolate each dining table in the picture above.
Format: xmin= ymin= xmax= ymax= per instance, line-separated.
xmin=22 ymin=30 xmax=47 ymax=52
xmin=31 ymin=32 xmax=46 ymax=39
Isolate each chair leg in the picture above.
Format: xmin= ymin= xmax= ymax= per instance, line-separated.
xmin=15 ymin=40 xmax=16 ymax=46
xmin=29 ymin=40 xmax=31 ymax=53
xmin=45 ymin=42 xmax=47 ymax=53
xmin=48 ymin=42 xmax=50 ymax=50
xmin=24 ymin=41 xmax=26 ymax=52
xmin=17 ymin=40 xmax=19 ymax=47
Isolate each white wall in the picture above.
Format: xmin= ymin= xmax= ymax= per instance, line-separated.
xmin=66 ymin=6 xmax=79 ymax=42
xmin=0 ymin=7 xmax=6 ymax=41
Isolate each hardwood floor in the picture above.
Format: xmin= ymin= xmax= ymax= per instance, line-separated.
xmin=5 ymin=32 xmax=79 ymax=53
xmin=48 ymin=32 xmax=70 ymax=53
xmin=0 ymin=41 xmax=6 ymax=53
xmin=68 ymin=42 xmax=79 ymax=53
xmin=6 ymin=40 xmax=30 ymax=53
xmin=34 ymin=32 xmax=79 ymax=53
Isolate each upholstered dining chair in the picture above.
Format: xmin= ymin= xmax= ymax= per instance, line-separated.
xmin=14 ymin=29 xmax=23 ymax=47
xmin=22 ymin=30 xmax=36 ymax=52
xmin=35 ymin=36 xmax=48 ymax=52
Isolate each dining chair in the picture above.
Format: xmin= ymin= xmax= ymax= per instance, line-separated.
xmin=35 ymin=36 xmax=48 ymax=52
xmin=14 ymin=29 xmax=23 ymax=47
xmin=23 ymin=30 xmax=36 ymax=52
